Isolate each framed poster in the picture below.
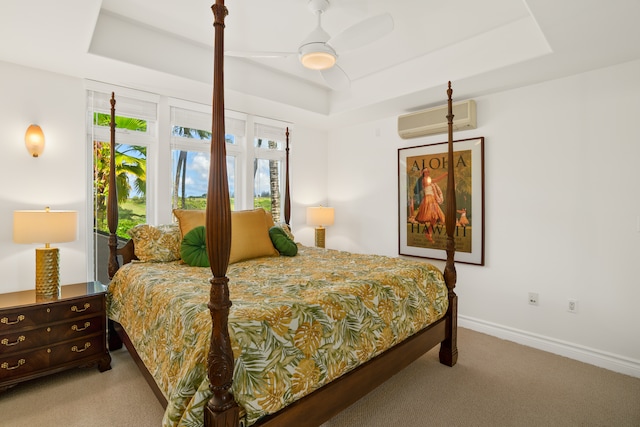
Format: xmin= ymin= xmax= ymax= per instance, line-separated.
xmin=398 ymin=137 xmax=484 ymax=265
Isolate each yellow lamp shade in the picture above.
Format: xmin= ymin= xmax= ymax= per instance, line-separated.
xmin=306 ymin=206 xmax=335 ymax=227
xmin=13 ymin=209 xmax=78 ymax=245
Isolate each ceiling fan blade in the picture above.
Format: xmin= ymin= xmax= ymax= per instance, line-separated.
xmin=327 ymin=13 xmax=394 ymax=53
xmin=225 ymin=51 xmax=295 ymax=58
xmin=320 ymin=65 xmax=350 ymax=91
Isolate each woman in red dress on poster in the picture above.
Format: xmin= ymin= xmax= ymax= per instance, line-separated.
xmin=413 ymin=167 xmax=447 ymax=243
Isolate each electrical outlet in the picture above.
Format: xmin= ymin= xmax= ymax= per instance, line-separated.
xmin=568 ymin=299 xmax=578 ymax=313
xmin=528 ymin=292 xmax=539 ymax=306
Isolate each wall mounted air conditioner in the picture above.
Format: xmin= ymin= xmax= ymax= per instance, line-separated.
xmin=397 ymin=99 xmax=477 ymax=139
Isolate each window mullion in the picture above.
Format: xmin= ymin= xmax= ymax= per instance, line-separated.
xmin=242 ymin=115 xmax=256 ymax=212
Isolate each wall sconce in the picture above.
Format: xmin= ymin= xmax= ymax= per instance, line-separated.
xmin=306 ymin=206 xmax=335 ymax=248
xmin=24 ymin=124 xmax=45 ymax=157
xmin=13 ymin=207 xmax=78 ymax=299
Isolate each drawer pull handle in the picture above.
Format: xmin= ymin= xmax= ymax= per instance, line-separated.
xmin=71 ymin=303 xmax=90 ymax=313
xmin=1 ymin=359 xmax=26 ymax=370
xmin=71 ymin=342 xmax=91 ymax=353
xmin=1 ymin=315 xmax=25 ymax=325
xmin=72 ymin=322 xmax=91 ymax=332
xmin=1 ymin=336 xmax=26 ymax=347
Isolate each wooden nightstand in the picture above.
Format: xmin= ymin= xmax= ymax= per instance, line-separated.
xmin=0 ymin=282 xmax=111 ymax=393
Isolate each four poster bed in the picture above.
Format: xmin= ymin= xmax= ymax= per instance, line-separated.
xmin=105 ymin=2 xmax=459 ymax=427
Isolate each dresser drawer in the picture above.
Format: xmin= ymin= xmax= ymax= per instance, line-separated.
xmin=0 ymin=348 xmax=49 ymax=381
xmin=0 ymin=326 xmax=49 ymax=354
xmin=49 ymin=334 xmax=105 ymax=366
xmin=48 ymin=296 xmax=104 ymax=321
xmin=0 ymin=306 xmax=49 ymax=332
xmin=49 ymin=316 xmax=105 ymax=343
xmin=0 ymin=295 xmax=104 ymax=333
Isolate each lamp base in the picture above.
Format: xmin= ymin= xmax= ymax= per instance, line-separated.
xmin=35 ymin=247 xmax=60 ymax=299
xmin=314 ymin=227 xmax=326 ymax=248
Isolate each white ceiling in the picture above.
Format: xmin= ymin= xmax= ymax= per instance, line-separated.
xmin=1 ymin=0 xmax=640 ymax=129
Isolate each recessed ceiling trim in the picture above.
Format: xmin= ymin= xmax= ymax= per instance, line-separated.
xmin=89 ymin=9 xmax=330 ymax=115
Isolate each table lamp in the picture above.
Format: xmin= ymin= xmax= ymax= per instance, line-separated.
xmin=13 ymin=207 xmax=78 ymax=299
xmin=306 ymin=206 xmax=334 ymax=248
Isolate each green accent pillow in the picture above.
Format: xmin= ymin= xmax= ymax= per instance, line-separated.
xmin=269 ymin=226 xmax=298 ymax=257
xmin=180 ymin=226 xmax=210 ymax=267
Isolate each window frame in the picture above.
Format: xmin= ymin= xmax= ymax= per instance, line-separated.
xmin=86 ymin=83 xmax=160 ymax=284
xmin=87 ymin=88 xmax=291 ymax=283
xmin=250 ymin=116 xmax=289 ymax=221
xmin=169 ymin=99 xmax=248 ymax=211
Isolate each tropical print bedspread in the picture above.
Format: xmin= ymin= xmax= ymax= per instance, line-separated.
xmin=107 ymin=244 xmax=449 ymax=427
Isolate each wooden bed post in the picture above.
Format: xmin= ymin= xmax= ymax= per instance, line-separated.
xmin=107 ymin=92 xmax=120 ymax=280
xmin=204 ymin=1 xmax=240 ymax=426
xmin=284 ymin=127 xmax=291 ymax=225
xmin=439 ymin=82 xmax=459 ymax=366
xmin=106 ymin=92 xmax=125 ymax=352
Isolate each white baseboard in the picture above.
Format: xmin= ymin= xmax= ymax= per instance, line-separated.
xmin=459 ymin=315 xmax=640 ymax=379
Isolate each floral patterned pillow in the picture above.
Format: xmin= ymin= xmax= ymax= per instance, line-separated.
xmin=128 ymin=224 xmax=181 ymax=262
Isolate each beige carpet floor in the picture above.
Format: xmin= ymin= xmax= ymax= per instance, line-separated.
xmin=1 ymin=327 xmax=638 ymax=426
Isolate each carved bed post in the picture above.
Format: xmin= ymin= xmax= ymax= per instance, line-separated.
xmin=105 ymin=92 xmax=139 ymax=281
xmin=106 ymin=92 xmax=125 ymax=352
xmin=107 ymin=92 xmax=120 ymax=280
xmin=284 ymin=127 xmax=291 ymax=225
xmin=204 ymin=1 xmax=240 ymax=426
xmin=439 ymin=81 xmax=459 ymax=366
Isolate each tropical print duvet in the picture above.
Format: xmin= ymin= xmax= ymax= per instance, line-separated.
xmin=107 ymin=244 xmax=449 ymax=427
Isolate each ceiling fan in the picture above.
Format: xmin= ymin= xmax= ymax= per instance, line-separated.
xmin=225 ymin=0 xmax=394 ymax=90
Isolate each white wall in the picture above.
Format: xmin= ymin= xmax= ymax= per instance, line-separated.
xmin=287 ymin=126 xmax=330 ymax=246
xmin=327 ymin=60 xmax=640 ymax=376
xmin=0 ymin=61 xmax=89 ymax=293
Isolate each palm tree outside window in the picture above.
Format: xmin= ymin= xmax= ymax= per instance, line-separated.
xmin=93 ymin=113 xmax=148 ymax=238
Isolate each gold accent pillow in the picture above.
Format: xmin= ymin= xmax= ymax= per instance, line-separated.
xmin=173 ymin=209 xmax=206 ymax=239
xmin=127 ymin=224 xmax=181 ymax=262
xmin=173 ymin=208 xmax=279 ymax=264
xmin=230 ymin=209 xmax=279 ymax=264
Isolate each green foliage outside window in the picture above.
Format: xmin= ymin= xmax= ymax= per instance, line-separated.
xmin=93 ymin=113 xmax=147 ymax=239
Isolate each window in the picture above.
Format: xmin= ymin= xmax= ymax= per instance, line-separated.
xmin=88 ymin=91 xmax=290 ymax=283
xmin=169 ymin=102 xmax=289 ymax=221
xmin=93 ymin=139 xmax=147 ymax=232
xmin=88 ymin=91 xmax=157 ymax=237
xmin=170 ymin=104 xmax=243 ymax=211
xmin=253 ymin=121 xmax=288 ymax=222
xmin=87 ymin=88 xmax=158 ymax=284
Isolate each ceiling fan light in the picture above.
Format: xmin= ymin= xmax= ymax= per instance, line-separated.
xmin=301 ymin=51 xmax=336 ymax=70
xmin=299 ymin=43 xmax=336 ymax=70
